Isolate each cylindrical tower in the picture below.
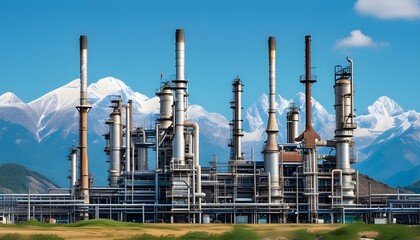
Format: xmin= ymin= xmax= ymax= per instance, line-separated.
xmin=157 ymin=82 xmax=173 ymax=129
xmin=334 ymin=61 xmax=356 ymax=204
xmin=135 ymin=128 xmax=148 ymax=171
xmin=172 ymin=29 xmax=187 ymax=165
xmin=69 ymin=147 xmax=77 ymax=190
xmin=108 ymin=106 xmax=122 ymax=187
xmin=286 ymin=104 xmax=299 ymax=143
xmin=334 ymin=65 xmax=355 ymax=137
xmin=77 ymin=35 xmax=91 ymax=219
xmin=263 ymin=36 xmax=280 ymax=202
xmin=125 ymin=101 xmax=131 ymax=172
xmin=230 ymin=77 xmax=244 ymax=161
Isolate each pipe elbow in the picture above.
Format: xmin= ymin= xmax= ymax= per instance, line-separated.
xmin=184 ymin=120 xmax=199 ymax=130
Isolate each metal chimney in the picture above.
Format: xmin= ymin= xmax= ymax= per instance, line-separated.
xmin=263 ymin=36 xmax=281 ymax=203
xmin=172 ymin=29 xmax=187 ymax=165
xmin=77 ymin=35 xmax=91 ymax=220
xmin=295 ymin=35 xmax=320 ymax=148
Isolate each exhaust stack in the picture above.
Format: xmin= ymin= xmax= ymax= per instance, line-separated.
xmin=295 ymin=35 xmax=320 ymax=147
xmin=77 ymin=35 xmax=91 ymax=220
xmin=263 ymin=36 xmax=281 ymax=203
xmin=172 ymin=29 xmax=187 ymax=165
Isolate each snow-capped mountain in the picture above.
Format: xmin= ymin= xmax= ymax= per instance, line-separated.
xmin=0 ymin=92 xmax=38 ymax=134
xmin=0 ymin=77 xmax=418 ymax=187
xmin=354 ymin=106 xmax=420 ymax=186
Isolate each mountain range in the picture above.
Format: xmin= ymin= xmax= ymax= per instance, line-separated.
xmin=0 ymin=77 xmax=418 ymax=187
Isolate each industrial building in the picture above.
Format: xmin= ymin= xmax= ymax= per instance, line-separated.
xmin=1 ymin=29 xmax=419 ymax=225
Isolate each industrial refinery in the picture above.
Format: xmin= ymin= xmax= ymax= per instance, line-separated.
xmin=0 ymin=29 xmax=419 ymax=225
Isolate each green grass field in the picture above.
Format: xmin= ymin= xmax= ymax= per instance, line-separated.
xmin=0 ymin=219 xmax=418 ymax=240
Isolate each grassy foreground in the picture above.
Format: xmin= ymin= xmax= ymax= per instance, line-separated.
xmin=0 ymin=219 xmax=419 ymax=240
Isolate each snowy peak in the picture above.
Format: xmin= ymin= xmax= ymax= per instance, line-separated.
xmin=367 ymin=96 xmax=403 ymax=117
xmin=188 ymin=104 xmax=209 ymax=119
xmin=88 ymin=77 xmax=149 ymax=102
xmin=357 ymin=96 xmax=405 ymax=133
xmin=29 ymin=79 xmax=79 ymax=113
xmin=0 ymin=92 xmax=26 ymax=106
xmin=187 ymin=104 xmax=230 ymax=147
xmin=293 ymin=92 xmax=306 ymax=104
xmin=378 ymin=110 xmax=420 ymax=143
xmin=188 ymin=104 xmax=229 ymax=126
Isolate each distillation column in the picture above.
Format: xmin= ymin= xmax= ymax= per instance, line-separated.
xmin=69 ymin=147 xmax=78 ymax=193
xmin=156 ymin=82 xmax=173 ymax=172
xmin=157 ymin=83 xmax=173 ymax=130
xmin=106 ymin=97 xmax=123 ymax=187
xmin=125 ymin=100 xmax=132 ymax=172
xmin=229 ymin=77 xmax=244 ymax=161
xmin=334 ymin=58 xmax=357 ymax=205
xmin=286 ymin=104 xmax=299 ymax=143
xmin=263 ymin=37 xmax=281 ymax=203
xmin=77 ymin=35 xmax=92 ymax=220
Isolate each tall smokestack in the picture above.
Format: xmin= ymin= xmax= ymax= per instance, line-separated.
xmin=173 ymin=29 xmax=187 ymax=165
xmin=263 ymin=36 xmax=280 ymax=202
xmin=80 ymin=36 xmax=88 ymax=106
xmin=78 ymin=35 xmax=91 ymax=220
xmin=295 ymin=35 xmax=320 ymax=148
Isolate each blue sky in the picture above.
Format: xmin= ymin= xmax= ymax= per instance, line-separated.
xmin=0 ymin=0 xmax=419 ymax=117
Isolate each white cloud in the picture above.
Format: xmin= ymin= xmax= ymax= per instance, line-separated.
xmin=335 ymin=30 xmax=389 ymax=48
xmin=355 ymin=0 xmax=420 ymax=20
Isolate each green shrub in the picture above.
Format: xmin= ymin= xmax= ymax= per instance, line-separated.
xmin=291 ymin=229 xmax=316 ymax=240
xmin=128 ymin=233 xmax=177 ymax=240
xmin=67 ymin=218 xmax=137 ymax=228
xmin=180 ymin=231 xmax=215 ymax=239
xmin=31 ymin=234 xmax=63 ymax=240
xmin=128 ymin=226 xmax=259 ymax=240
xmin=0 ymin=233 xmax=23 ymax=240
xmin=219 ymin=226 xmax=259 ymax=240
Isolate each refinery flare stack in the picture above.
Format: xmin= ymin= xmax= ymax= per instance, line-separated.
xmin=0 ymin=29 xmax=419 ymax=225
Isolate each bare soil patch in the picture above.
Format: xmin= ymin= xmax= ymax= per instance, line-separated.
xmin=0 ymin=223 xmax=341 ymax=240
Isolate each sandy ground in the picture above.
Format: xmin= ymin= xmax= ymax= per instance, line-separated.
xmin=0 ymin=224 xmax=341 ymax=240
